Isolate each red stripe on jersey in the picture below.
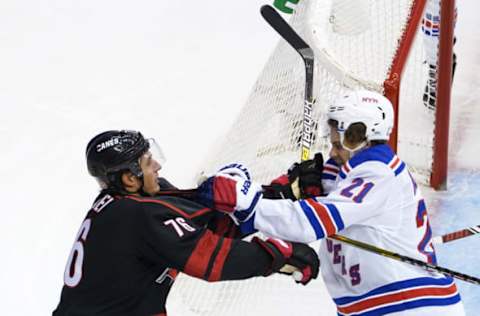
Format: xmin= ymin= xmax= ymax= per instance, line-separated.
xmin=151 ymin=313 xmax=166 ymax=316
xmin=168 ymin=269 xmax=178 ymax=280
xmin=389 ymin=157 xmax=400 ymax=169
xmin=184 ymin=230 xmax=220 ymax=279
xmin=208 ymin=238 xmax=233 ymax=281
xmin=324 ymin=166 xmax=339 ymax=173
xmin=124 ymin=195 xmax=211 ymax=219
xmin=337 ymin=283 xmax=458 ymax=314
xmin=307 ymin=199 xmax=337 ymax=236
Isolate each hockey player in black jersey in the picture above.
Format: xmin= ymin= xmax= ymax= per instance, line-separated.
xmin=53 ymin=130 xmax=319 ymax=316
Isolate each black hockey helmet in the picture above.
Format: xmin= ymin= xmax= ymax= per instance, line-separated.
xmin=86 ymin=130 xmax=150 ymax=189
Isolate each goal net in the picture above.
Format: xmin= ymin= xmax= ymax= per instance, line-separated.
xmin=168 ymin=0 xmax=454 ymax=314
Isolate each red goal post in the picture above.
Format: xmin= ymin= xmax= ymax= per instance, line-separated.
xmin=386 ymin=0 xmax=456 ymax=190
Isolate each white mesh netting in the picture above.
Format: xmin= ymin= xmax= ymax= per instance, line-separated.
xmin=196 ymin=0 xmax=436 ymax=186
xmin=168 ymin=0 xmax=439 ymax=315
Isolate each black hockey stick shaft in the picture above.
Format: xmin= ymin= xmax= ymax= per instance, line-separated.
xmin=261 ymin=5 xmax=315 ymax=162
xmin=330 ymin=234 xmax=480 ymax=285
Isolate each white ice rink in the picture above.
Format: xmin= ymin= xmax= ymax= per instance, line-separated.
xmin=0 ymin=0 xmax=479 ymax=315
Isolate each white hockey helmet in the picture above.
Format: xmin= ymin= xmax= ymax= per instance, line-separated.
xmin=327 ymin=90 xmax=394 ymax=141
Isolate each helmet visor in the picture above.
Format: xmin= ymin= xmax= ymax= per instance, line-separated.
xmin=147 ymin=138 xmax=167 ymax=168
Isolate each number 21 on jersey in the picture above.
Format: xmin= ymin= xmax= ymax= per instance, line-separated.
xmin=340 ymin=178 xmax=375 ymax=203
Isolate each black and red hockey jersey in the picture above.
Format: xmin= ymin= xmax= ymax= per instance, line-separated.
xmin=53 ymin=190 xmax=272 ymax=316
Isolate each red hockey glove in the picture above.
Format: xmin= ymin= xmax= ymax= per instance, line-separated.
xmin=253 ymin=237 xmax=319 ymax=285
xmin=263 ymin=152 xmax=324 ymax=200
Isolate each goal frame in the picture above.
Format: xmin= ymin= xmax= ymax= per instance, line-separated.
xmin=386 ymin=0 xmax=456 ymax=190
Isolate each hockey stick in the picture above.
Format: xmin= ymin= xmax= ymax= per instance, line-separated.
xmin=156 ymin=186 xmax=480 ymax=284
xmin=432 ymin=225 xmax=480 ymax=245
xmin=260 ymin=5 xmax=315 ymax=162
xmin=187 ymin=5 xmax=322 ymax=281
xmin=330 ymin=234 xmax=480 ymax=285
xmin=160 ymin=185 xmax=480 ymax=247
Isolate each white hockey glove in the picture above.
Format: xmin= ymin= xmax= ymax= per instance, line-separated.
xmin=195 ymin=163 xmax=262 ymax=225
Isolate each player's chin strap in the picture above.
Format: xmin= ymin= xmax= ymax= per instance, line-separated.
xmin=339 ymin=131 xmax=368 ymax=156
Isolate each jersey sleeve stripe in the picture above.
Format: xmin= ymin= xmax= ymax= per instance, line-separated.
xmin=388 ymin=156 xmax=400 ymax=169
xmin=387 ymin=155 xmax=406 ymax=176
xmin=346 ymin=295 xmax=461 ymax=316
xmin=334 ymin=276 xmax=455 ymax=305
xmin=324 ymin=165 xmax=339 ymax=173
xmin=344 ymin=162 xmax=352 ymax=173
xmin=306 ymin=199 xmax=337 ymax=236
xmin=339 ymin=162 xmax=351 ymax=179
xmin=325 ymin=158 xmax=340 ymax=167
xmin=337 ymin=283 xmax=459 ymax=315
xmin=323 ymin=165 xmax=339 ymax=180
xmin=322 ymin=173 xmax=337 ymax=180
xmin=208 ymin=238 xmax=233 ymax=281
xmin=394 ymin=162 xmax=406 ymax=176
xmin=325 ymin=203 xmax=345 ymax=231
xmin=334 ymin=277 xmax=460 ymax=315
xmin=299 ymin=200 xmax=326 ymax=239
xmin=184 ymin=231 xmax=221 ymax=279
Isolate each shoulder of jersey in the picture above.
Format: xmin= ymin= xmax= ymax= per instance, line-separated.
xmin=121 ymin=194 xmax=212 ymax=219
xmin=338 ymin=144 xmax=406 ymax=179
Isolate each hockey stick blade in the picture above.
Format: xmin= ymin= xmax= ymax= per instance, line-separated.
xmin=432 ymin=224 xmax=480 ymax=245
xmin=260 ymin=5 xmax=313 ymax=61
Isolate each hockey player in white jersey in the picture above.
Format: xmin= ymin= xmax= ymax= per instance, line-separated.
xmin=196 ymin=90 xmax=465 ymax=315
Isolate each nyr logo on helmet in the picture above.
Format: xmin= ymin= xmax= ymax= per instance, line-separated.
xmin=362 ymin=97 xmax=378 ymax=103
xmin=96 ymin=137 xmax=120 ymax=152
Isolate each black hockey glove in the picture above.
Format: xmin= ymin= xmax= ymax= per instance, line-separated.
xmin=253 ymin=237 xmax=319 ymax=285
xmin=263 ymin=152 xmax=325 ymax=200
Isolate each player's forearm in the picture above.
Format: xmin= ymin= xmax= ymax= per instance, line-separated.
xmin=254 ymin=199 xmax=319 ymax=243
xmin=217 ymin=241 xmax=273 ymax=281
xmin=178 ymin=229 xmax=272 ymax=282
xmin=212 ymin=237 xmax=319 ymax=285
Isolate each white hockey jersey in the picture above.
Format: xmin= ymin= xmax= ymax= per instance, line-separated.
xmin=251 ymin=145 xmax=464 ymax=315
